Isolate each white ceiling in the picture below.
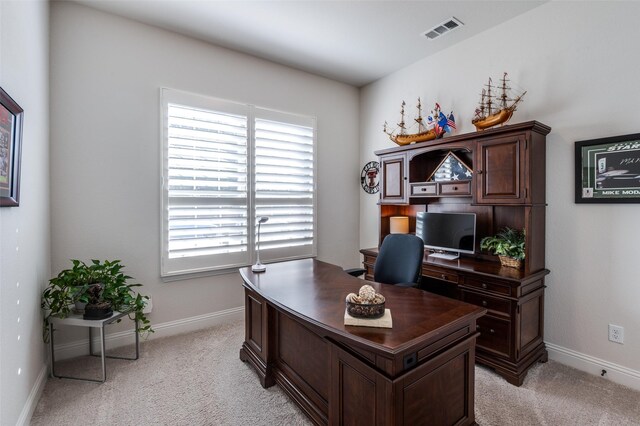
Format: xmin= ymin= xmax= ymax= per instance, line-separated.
xmin=75 ymin=0 xmax=547 ymax=87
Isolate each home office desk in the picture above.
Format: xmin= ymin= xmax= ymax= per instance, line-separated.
xmin=239 ymin=259 xmax=486 ymax=425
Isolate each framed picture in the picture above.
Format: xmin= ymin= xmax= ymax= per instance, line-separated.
xmin=575 ymin=133 xmax=640 ymax=203
xmin=0 ymin=86 xmax=24 ymax=207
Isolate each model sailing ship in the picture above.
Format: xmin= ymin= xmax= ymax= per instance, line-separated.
xmin=383 ymin=98 xmax=456 ymax=146
xmin=472 ymin=72 xmax=526 ymax=131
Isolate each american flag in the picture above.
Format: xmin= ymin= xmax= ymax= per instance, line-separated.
xmin=447 ymin=112 xmax=456 ymax=130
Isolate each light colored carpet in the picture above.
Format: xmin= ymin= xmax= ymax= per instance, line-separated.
xmin=31 ymin=319 xmax=640 ymax=425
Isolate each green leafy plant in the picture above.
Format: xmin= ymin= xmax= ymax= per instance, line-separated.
xmin=480 ymin=227 xmax=526 ymax=261
xmin=42 ymin=259 xmax=153 ymax=342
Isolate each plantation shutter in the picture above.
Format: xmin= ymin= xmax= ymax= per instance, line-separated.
xmin=161 ymin=89 xmax=316 ymax=277
xmin=253 ymin=109 xmax=316 ymax=262
xmin=161 ymin=89 xmax=250 ymax=276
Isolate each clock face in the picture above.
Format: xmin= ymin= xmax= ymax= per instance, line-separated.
xmin=361 ymin=161 xmax=380 ymax=194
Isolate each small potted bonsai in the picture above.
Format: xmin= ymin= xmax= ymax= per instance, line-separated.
xmin=42 ymin=259 xmax=153 ymax=342
xmin=83 ymin=283 xmax=113 ymax=320
xmin=480 ymin=227 xmax=525 ymax=269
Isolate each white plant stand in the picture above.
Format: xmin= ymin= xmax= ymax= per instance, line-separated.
xmin=48 ymin=310 xmax=139 ymax=383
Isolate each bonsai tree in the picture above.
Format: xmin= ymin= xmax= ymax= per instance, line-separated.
xmin=42 ymin=259 xmax=153 ymax=342
xmin=480 ymin=227 xmax=525 ymax=268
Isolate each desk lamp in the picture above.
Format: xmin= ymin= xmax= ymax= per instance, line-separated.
xmin=252 ymin=216 xmax=269 ymax=272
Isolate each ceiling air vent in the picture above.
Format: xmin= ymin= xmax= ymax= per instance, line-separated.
xmin=422 ymin=17 xmax=464 ymax=40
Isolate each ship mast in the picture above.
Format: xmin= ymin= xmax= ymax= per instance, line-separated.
xmin=485 ymin=78 xmax=494 ymax=116
xmin=414 ymin=98 xmax=426 ymax=133
xmin=499 ymin=72 xmax=510 ymax=110
xmin=397 ymin=101 xmax=406 ymax=135
xmin=477 ymin=88 xmax=486 ymax=119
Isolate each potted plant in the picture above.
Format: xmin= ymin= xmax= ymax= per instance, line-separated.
xmin=42 ymin=259 xmax=153 ymax=342
xmin=480 ymin=227 xmax=525 ymax=269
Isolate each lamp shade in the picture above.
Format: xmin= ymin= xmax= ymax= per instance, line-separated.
xmin=389 ymin=216 xmax=409 ymax=234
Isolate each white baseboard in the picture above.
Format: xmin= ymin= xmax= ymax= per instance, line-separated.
xmin=17 ymin=364 xmax=48 ymax=426
xmin=547 ymin=342 xmax=640 ymax=391
xmin=52 ymin=306 xmax=244 ymax=361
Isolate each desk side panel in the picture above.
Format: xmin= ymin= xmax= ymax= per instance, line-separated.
xmin=399 ymin=337 xmax=476 ymax=426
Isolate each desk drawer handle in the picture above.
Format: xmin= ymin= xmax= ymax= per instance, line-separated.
xmin=489 ymin=329 xmax=495 ymax=334
xmin=482 ymin=301 xmax=488 ymax=307
xmin=441 ymin=274 xmax=447 ymax=280
xmin=482 ymin=283 xmax=487 ymax=289
xmin=421 ymin=187 xmax=427 ymax=192
xmin=453 ymin=186 xmax=458 ymax=190
xmin=476 ymin=325 xmax=480 ymax=330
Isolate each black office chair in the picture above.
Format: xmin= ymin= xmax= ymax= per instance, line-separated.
xmin=346 ymin=234 xmax=424 ymax=287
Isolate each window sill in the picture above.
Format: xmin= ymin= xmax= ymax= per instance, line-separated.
xmin=161 ymin=254 xmax=317 ymax=283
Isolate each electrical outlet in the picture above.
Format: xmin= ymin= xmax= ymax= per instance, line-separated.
xmin=608 ymin=324 xmax=624 ymax=344
xmin=143 ymin=296 xmax=153 ymax=314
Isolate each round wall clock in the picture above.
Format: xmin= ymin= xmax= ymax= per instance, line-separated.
xmin=360 ymin=161 xmax=380 ymax=194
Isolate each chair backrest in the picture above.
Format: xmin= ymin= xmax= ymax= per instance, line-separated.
xmin=374 ymin=234 xmax=425 ymax=285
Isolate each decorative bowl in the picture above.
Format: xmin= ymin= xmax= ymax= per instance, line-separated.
xmin=346 ymin=301 xmax=385 ymax=319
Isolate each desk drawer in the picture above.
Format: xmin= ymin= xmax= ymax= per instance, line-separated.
xmin=460 ymin=289 xmax=510 ymax=317
xmin=462 ymin=276 xmax=512 ymax=297
xmin=411 ymin=183 xmax=437 ymax=196
xmin=439 ymin=181 xmax=471 ymax=196
xmin=476 ymin=315 xmax=511 ymax=358
xmin=422 ymin=266 xmax=459 ymax=284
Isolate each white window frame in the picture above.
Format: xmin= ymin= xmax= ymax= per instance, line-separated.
xmin=160 ymin=88 xmax=317 ymax=277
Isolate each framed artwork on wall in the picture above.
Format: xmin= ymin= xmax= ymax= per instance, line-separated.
xmin=575 ymin=133 xmax=640 ymax=203
xmin=0 ymin=86 xmax=24 ymax=207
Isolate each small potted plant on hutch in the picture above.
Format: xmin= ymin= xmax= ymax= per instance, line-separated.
xmin=41 ymin=259 xmax=153 ymax=342
xmin=480 ymin=227 xmax=526 ymax=269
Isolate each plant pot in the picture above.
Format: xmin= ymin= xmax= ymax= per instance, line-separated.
xmin=83 ymin=302 xmax=113 ymax=320
xmin=74 ymin=301 xmax=87 ymax=314
xmin=498 ymin=255 xmax=522 ymax=269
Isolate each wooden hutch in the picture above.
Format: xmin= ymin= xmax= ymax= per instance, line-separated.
xmin=361 ymin=120 xmax=551 ymax=385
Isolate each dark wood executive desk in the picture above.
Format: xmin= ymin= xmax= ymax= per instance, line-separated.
xmin=239 ymin=259 xmax=486 ymax=425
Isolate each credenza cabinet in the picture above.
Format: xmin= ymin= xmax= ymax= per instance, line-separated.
xmin=361 ymin=248 xmax=548 ymax=386
xmin=368 ymin=121 xmax=552 ymax=386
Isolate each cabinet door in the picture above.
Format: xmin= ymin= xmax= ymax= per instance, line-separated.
xmin=475 ymin=134 xmax=527 ymax=204
xmin=380 ymin=153 xmax=408 ymax=204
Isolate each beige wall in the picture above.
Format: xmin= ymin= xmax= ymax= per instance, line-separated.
xmin=0 ymin=1 xmax=50 ymax=424
xmin=49 ymin=2 xmax=361 ymax=344
xmin=360 ymin=2 xmax=640 ymax=386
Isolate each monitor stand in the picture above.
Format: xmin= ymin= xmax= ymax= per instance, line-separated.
xmin=429 ymin=251 xmax=460 ymax=261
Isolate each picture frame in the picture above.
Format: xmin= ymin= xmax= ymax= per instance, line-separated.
xmin=575 ymin=133 xmax=640 ymax=203
xmin=0 ymin=86 xmax=24 ymax=207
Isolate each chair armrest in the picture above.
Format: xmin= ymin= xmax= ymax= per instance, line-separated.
xmin=344 ymin=268 xmax=366 ymax=278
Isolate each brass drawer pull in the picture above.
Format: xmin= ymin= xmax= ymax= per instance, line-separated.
xmin=490 ymin=329 xmax=495 ymax=334
xmin=482 ymin=301 xmax=488 ymax=307
xmin=482 ymin=283 xmax=487 ymax=289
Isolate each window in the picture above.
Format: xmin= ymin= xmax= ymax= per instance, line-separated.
xmin=161 ymin=89 xmax=316 ymax=277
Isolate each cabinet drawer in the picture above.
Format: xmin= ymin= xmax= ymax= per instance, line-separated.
xmin=422 ymin=266 xmax=459 ymax=284
xmin=462 ymin=276 xmax=512 ymax=297
xmin=461 ymin=289 xmax=510 ymax=316
xmin=411 ymin=183 xmax=437 ymax=196
xmin=439 ymin=181 xmax=471 ymax=196
xmin=476 ymin=315 xmax=511 ymax=358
